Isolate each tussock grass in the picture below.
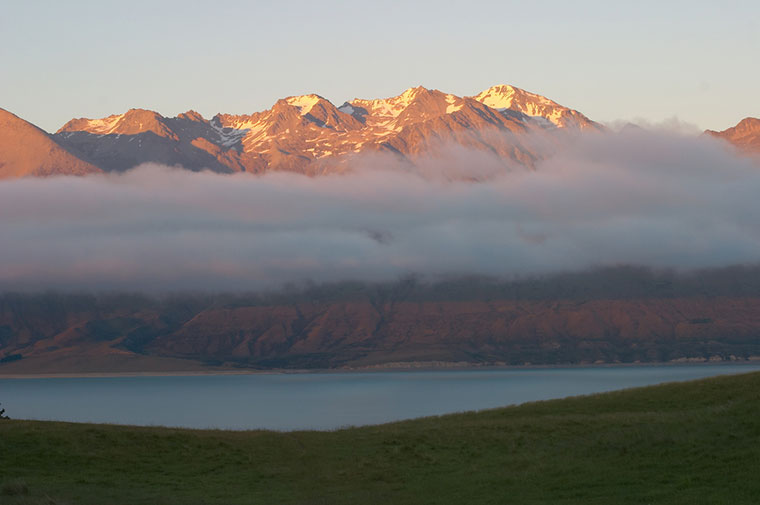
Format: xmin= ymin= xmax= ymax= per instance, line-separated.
xmin=1 ymin=372 xmax=759 ymax=504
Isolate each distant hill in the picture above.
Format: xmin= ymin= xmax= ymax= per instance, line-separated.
xmin=2 ymin=267 xmax=760 ymax=374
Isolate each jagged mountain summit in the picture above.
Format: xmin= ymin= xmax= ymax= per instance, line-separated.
xmin=2 ymin=84 xmax=602 ymax=178
xmin=55 ymin=107 xmax=251 ymax=173
xmin=472 ymin=85 xmax=598 ymax=130
xmin=706 ymin=117 xmax=760 ymax=154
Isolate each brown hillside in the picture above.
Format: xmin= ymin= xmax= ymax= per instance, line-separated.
xmin=2 ymin=269 xmax=760 ymax=373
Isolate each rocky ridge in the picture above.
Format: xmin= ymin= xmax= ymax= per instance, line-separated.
xmin=2 ymin=84 xmax=603 ymax=178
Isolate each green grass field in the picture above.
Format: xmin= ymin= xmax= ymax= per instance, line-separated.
xmin=2 ymin=371 xmax=759 ymax=505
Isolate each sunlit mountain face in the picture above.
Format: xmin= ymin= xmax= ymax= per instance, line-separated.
xmin=2 ymin=84 xmax=603 ymax=179
xmin=706 ymin=117 xmax=760 ymax=155
xmin=4 ymin=85 xmax=756 ymax=181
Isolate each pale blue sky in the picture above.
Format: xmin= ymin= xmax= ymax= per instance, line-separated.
xmin=1 ymin=0 xmax=758 ymax=133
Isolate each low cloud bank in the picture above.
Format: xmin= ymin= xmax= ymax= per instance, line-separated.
xmin=0 ymin=130 xmax=758 ymax=291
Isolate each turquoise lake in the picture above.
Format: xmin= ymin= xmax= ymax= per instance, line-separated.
xmin=1 ymin=363 xmax=758 ymax=430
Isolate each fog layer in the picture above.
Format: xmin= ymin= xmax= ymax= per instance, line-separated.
xmin=1 ymin=130 xmax=757 ymax=291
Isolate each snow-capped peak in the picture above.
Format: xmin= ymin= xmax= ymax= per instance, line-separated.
xmin=285 ymin=94 xmax=323 ymax=116
xmin=472 ymin=84 xmax=592 ymax=129
xmin=473 ymin=84 xmax=518 ymax=109
xmin=349 ymin=86 xmax=431 ymax=120
xmin=399 ymin=85 xmax=427 ymax=102
xmin=57 ymin=108 xmax=173 ymax=136
xmin=474 ymin=84 xmax=557 ymax=110
xmin=73 ymin=113 xmax=126 ymax=135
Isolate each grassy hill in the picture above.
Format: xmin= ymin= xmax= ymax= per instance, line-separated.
xmin=1 ymin=371 xmax=759 ymax=504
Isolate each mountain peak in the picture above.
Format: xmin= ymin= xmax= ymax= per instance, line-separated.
xmin=123 ymin=107 xmax=162 ymax=118
xmin=706 ymin=117 xmax=760 ymax=154
xmin=735 ymin=117 xmax=760 ymax=134
xmin=352 ymin=86 xmax=431 ymax=106
xmin=472 ymin=84 xmax=599 ymax=130
xmin=476 ymin=84 xmax=517 ymax=99
xmin=399 ymin=85 xmax=429 ymax=100
xmin=58 ymin=112 xmax=126 ymax=135
xmin=284 ymin=94 xmax=327 ymax=116
xmin=348 ymin=86 xmax=440 ymax=126
xmin=177 ymin=110 xmax=206 ymax=122
xmin=473 ymin=84 xmax=554 ymax=111
xmin=58 ymin=108 xmax=176 ymax=138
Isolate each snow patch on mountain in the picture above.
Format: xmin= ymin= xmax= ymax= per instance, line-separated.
xmin=475 ymin=85 xmax=518 ymax=109
xmin=285 ymin=95 xmax=322 ymax=116
xmin=78 ymin=114 xmax=126 ymax=135
xmin=351 ymin=86 xmax=427 ymax=121
xmin=473 ymin=84 xmax=582 ymax=128
xmin=209 ymin=118 xmax=251 ymax=147
xmin=445 ymin=94 xmax=463 ymax=114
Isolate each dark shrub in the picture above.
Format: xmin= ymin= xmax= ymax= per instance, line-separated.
xmin=1 ymin=480 xmax=29 ymax=496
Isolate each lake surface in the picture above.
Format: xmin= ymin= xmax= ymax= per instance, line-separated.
xmin=2 ymin=363 xmax=758 ymax=431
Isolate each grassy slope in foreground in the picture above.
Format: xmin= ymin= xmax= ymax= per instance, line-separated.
xmin=1 ymin=372 xmax=759 ymax=505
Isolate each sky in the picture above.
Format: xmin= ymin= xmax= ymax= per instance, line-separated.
xmin=1 ymin=0 xmax=758 ymax=133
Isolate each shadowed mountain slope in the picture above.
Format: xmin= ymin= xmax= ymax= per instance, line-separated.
xmin=2 ymin=267 xmax=760 ymax=373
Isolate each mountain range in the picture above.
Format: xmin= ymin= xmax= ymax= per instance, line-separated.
xmin=2 ymin=85 xmax=760 ymax=373
xmin=3 ymin=84 xmax=757 ymax=179
xmin=2 ymin=268 xmax=760 ymax=373
xmin=0 ymin=84 xmax=604 ymax=179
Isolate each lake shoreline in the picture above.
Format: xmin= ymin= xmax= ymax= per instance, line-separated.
xmin=4 ymin=363 xmax=760 ymax=431
xmin=2 ymin=357 xmax=760 ymax=380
